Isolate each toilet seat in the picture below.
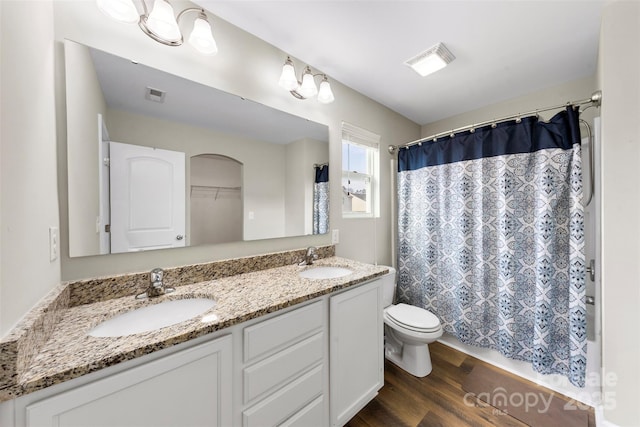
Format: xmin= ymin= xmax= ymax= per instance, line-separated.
xmin=385 ymin=303 xmax=441 ymax=333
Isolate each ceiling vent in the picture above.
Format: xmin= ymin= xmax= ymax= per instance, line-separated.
xmin=405 ymin=43 xmax=455 ymax=77
xmin=145 ymin=86 xmax=166 ymax=103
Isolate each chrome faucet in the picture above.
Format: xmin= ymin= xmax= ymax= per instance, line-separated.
xmin=300 ymin=246 xmax=318 ymax=266
xmin=137 ymin=268 xmax=175 ymax=299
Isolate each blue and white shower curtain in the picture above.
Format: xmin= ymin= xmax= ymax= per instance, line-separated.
xmin=313 ymin=165 xmax=329 ymax=235
xmin=396 ymin=107 xmax=587 ymax=387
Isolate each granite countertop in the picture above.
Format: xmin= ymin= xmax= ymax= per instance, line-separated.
xmin=0 ymin=253 xmax=387 ymax=401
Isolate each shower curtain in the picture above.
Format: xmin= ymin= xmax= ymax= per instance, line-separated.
xmin=313 ymin=164 xmax=329 ymax=234
xmin=396 ymin=107 xmax=587 ymax=387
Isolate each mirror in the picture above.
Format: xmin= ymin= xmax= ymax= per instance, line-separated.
xmin=64 ymin=40 xmax=329 ymax=257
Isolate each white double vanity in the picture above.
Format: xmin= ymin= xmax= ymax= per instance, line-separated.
xmin=0 ymin=251 xmax=387 ymax=427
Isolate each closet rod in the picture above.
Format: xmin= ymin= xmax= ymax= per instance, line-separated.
xmin=388 ymin=90 xmax=602 ymax=154
xmin=191 ymin=185 xmax=241 ymax=191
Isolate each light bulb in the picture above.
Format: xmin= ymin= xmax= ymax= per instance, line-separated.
xmin=96 ymin=0 xmax=138 ymax=23
xmin=146 ymin=0 xmax=181 ymax=43
xmin=278 ymin=58 xmax=298 ymax=91
xmin=317 ymin=77 xmax=335 ymax=104
xmin=188 ymin=14 xmax=218 ymax=55
xmin=409 ymin=54 xmax=448 ymax=77
xmin=298 ymin=68 xmax=318 ymax=98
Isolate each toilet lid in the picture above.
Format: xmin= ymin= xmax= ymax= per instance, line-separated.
xmin=386 ymin=303 xmax=441 ymax=331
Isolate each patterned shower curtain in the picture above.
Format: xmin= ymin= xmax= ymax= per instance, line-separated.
xmin=313 ymin=164 xmax=329 ymax=234
xmin=396 ymin=107 xmax=587 ymax=387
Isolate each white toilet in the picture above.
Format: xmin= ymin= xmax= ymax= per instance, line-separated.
xmin=381 ymin=266 xmax=443 ymax=377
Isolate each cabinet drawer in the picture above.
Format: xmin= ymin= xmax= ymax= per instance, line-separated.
xmin=242 ymin=365 xmax=323 ymax=427
xmin=280 ymin=396 xmax=325 ymax=427
xmin=244 ymin=332 xmax=323 ymax=404
xmin=244 ymin=301 xmax=323 ymax=363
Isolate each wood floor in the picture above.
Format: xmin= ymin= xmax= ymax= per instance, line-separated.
xmin=346 ymin=342 xmax=595 ymax=427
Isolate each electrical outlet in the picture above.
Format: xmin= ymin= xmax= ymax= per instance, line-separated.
xmin=332 ymin=229 xmax=340 ymax=244
xmin=49 ymin=227 xmax=59 ymax=262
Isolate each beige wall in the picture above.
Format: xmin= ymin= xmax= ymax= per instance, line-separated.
xmin=0 ymin=0 xmax=417 ymax=335
xmin=284 ymin=140 xmax=307 ymax=237
xmin=2 ymin=4 xmax=639 ymax=423
xmin=421 ymin=75 xmax=597 ymax=137
xmin=65 ymin=40 xmax=107 ymax=256
xmin=53 ymin=0 xmax=419 ymax=279
xmin=105 ymin=108 xmax=288 ymax=241
xmin=0 ymin=0 xmax=60 ymax=336
xmin=598 ymin=1 xmax=640 ymax=425
xmin=285 ymin=138 xmax=328 ymax=236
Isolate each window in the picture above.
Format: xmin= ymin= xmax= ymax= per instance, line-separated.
xmin=341 ymin=122 xmax=380 ymax=218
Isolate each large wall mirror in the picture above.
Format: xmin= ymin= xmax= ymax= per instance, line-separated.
xmin=64 ymin=40 xmax=329 ymax=257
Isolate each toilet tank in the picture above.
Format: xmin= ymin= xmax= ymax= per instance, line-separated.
xmin=379 ymin=266 xmax=397 ymax=308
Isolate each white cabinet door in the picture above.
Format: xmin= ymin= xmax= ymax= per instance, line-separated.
xmin=110 ymin=141 xmax=186 ymax=253
xmin=25 ymin=336 xmax=232 ymax=427
xmin=329 ymin=280 xmax=383 ymax=427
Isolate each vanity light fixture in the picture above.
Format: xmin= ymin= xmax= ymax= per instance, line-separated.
xmin=96 ymin=0 xmax=218 ymax=55
xmin=404 ymin=42 xmax=455 ymax=77
xmin=278 ymin=56 xmax=335 ymax=104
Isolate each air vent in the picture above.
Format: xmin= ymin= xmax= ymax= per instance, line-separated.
xmin=145 ymin=87 xmax=166 ymax=103
xmin=404 ymin=43 xmax=455 ymax=77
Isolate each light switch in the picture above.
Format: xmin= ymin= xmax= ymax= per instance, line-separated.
xmin=49 ymin=227 xmax=59 ymax=262
xmin=332 ymin=229 xmax=340 ymax=244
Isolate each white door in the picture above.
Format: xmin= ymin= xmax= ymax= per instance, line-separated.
xmin=110 ymin=142 xmax=186 ymax=253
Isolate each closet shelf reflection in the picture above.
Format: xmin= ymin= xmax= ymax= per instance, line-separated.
xmin=191 ymin=185 xmax=241 ymax=200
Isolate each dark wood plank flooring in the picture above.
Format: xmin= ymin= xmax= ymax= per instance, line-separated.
xmin=346 ymin=342 xmax=595 ymax=427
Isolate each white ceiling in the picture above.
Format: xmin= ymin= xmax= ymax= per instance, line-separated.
xmin=89 ymin=46 xmax=328 ymax=144
xmin=195 ymin=0 xmax=606 ymax=125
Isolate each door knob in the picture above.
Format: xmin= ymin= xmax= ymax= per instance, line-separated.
xmin=176 ymin=234 xmax=184 ymax=240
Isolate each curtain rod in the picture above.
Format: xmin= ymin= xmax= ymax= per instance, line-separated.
xmin=388 ymin=90 xmax=602 ymax=154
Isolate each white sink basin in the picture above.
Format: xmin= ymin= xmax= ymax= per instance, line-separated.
xmin=89 ymin=298 xmax=216 ymax=337
xmin=299 ymin=266 xmax=353 ymax=280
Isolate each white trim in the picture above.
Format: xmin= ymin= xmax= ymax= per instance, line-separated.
xmin=341 ymin=121 xmax=380 ymax=149
xmin=341 ymin=123 xmax=381 ymax=218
